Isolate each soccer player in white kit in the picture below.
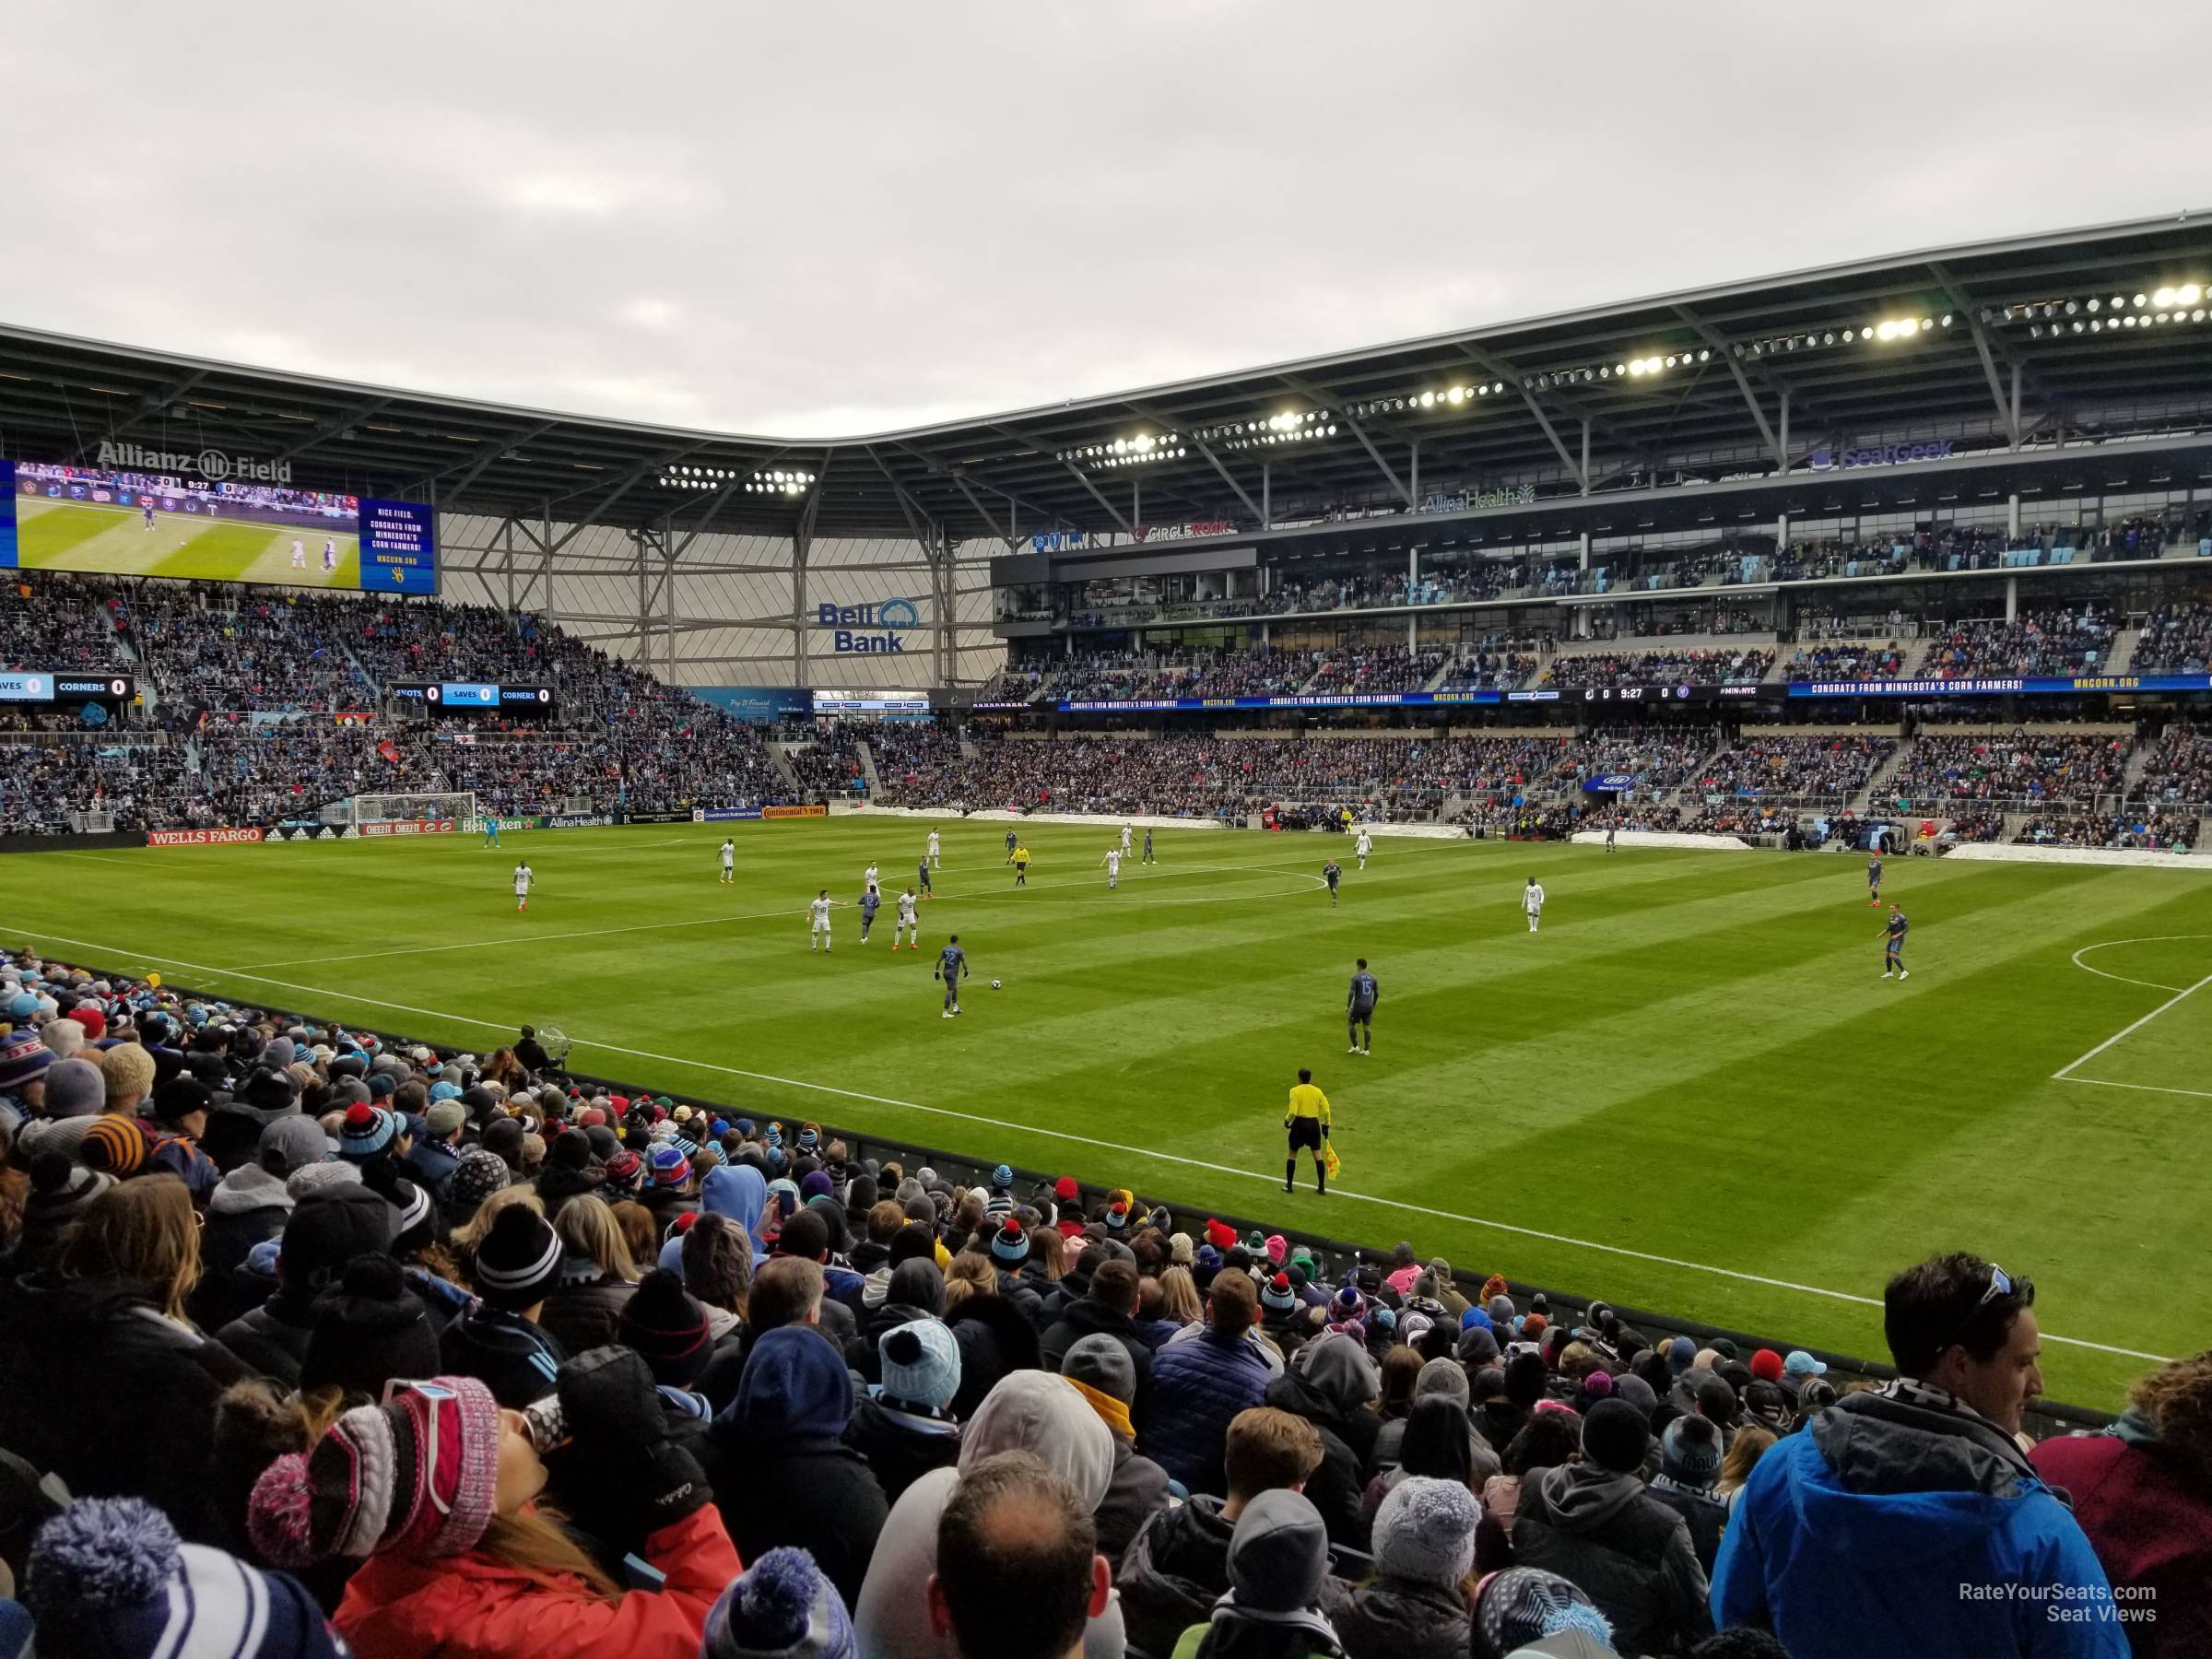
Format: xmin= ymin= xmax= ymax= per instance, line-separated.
xmin=1355 ymin=828 xmax=1373 ymax=870
xmin=719 ymin=839 xmax=735 ymax=885
xmin=513 ymin=862 xmax=533 ymax=912
xmin=893 ymin=887 xmax=921 ymax=950
xmin=1101 ymin=847 xmax=1123 ymax=890
xmin=864 ymin=861 xmax=881 ymax=900
xmin=290 ymin=539 xmax=306 ymax=570
xmin=1121 ymin=823 xmax=1134 ymax=854
xmin=808 ymin=888 xmax=836 ymax=952
xmin=1523 ymin=877 xmax=1546 ymax=934
xmin=926 ymin=830 xmax=941 ymax=869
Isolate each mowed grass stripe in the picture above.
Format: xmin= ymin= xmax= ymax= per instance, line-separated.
xmin=6 ymin=819 xmax=2208 ymax=1404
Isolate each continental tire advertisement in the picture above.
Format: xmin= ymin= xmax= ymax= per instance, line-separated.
xmin=760 ymin=804 xmax=829 ymax=820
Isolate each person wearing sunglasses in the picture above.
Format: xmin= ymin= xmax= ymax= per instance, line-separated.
xmin=1710 ymin=1253 xmax=2126 ymax=1659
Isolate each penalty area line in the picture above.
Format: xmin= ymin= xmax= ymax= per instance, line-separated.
xmin=1 ymin=922 xmax=2172 ymax=1364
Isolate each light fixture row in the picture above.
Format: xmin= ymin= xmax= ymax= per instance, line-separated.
xmin=1734 ymin=316 xmax=1952 ymax=359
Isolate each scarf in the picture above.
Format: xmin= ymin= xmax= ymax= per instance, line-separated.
xmin=1065 ymin=1375 xmax=1133 ymax=1441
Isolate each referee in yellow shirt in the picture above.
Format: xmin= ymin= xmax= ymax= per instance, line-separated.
xmin=1284 ymin=1067 xmax=1331 ymax=1195
xmin=1012 ymin=841 xmax=1031 ymax=887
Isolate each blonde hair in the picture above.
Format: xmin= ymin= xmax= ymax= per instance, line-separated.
xmin=63 ymin=1174 xmax=200 ymax=1322
xmin=2130 ymin=1348 xmax=2212 ymax=1454
xmin=450 ymin=1183 xmax=545 ymax=1278
xmin=477 ymin=1510 xmax=621 ymax=1604
xmin=1717 ymin=1425 xmax=1778 ymax=1496
xmin=1030 ymin=1228 xmax=1066 ymax=1282
xmin=553 ymin=1195 xmax=638 ymax=1283
xmin=609 ymin=1200 xmax=659 ymax=1267
xmin=1158 ymin=1265 xmax=1204 ymax=1324
xmin=943 ymin=1251 xmax=999 ymax=1312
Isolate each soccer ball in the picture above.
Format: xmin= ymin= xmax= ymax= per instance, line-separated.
xmin=990 ymin=978 xmax=1003 ymax=990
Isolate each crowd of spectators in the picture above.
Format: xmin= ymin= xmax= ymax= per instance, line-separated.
xmin=1 ymin=958 xmax=2193 ymax=1658
xmin=1304 ymin=649 xmax=1448 ymax=697
xmin=1544 ymin=650 xmax=1772 ymax=689
xmin=2136 ymin=726 xmax=2212 ymax=806
xmin=1688 ymin=735 xmax=1896 ymax=803
xmin=1921 ymin=607 xmax=2117 ymax=679
xmin=1890 ymin=731 xmax=2131 ymax=808
xmin=0 ymin=573 xmax=133 ymax=670
xmin=2014 ymin=811 xmax=2195 ymax=851
xmin=2132 ymin=600 xmax=2212 ymax=675
xmin=1783 ymin=641 xmax=1907 ymax=682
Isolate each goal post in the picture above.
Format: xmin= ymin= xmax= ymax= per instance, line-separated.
xmin=348 ymin=792 xmax=479 ymax=829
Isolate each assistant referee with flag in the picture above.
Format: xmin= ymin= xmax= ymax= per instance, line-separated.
xmin=1284 ymin=1068 xmax=1332 ymax=1195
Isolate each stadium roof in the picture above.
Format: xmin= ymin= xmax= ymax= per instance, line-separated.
xmin=4 ymin=210 xmax=2211 ymax=546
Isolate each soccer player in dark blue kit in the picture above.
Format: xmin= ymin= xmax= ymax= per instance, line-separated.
xmin=1867 ymin=851 xmax=1885 ymax=908
xmin=1881 ymin=902 xmax=1910 ymax=980
xmin=1324 ymin=858 xmax=1342 ymax=908
xmin=935 ymin=933 xmax=970 ymax=1017
xmin=1347 ymin=958 xmax=1378 ymax=1055
xmin=860 ymin=884 xmax=881 ymax=944
xmin=918 ymin=855 xmax=933 ymax=900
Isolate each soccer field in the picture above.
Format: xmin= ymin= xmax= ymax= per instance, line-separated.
xmin=15 ymin=498 xmax=360 ymax=586
xmin=9 ymin=819 xmax=2210 ymax=1406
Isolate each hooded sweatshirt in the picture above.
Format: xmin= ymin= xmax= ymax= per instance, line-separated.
xmin=1713 ymin=1383 xmax=2125 ymax=1659
xmin=714 ymin=1324 xmax=887 ymax=1608
xmin=854 ymin=1370 xmax=1123 ymax=1659
xmin=659 ymin=1163 xmax=768 ymax=1272
xmin=1512 ymin=1460 xmax=1710 ymax=1658
xmin=202 ymin=1162 xmax=297 ymax=1280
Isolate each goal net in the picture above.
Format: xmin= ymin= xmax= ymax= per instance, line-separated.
xmin=348 ymin=792 xmax=478 ymax=828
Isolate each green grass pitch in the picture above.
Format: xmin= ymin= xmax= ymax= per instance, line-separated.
xmin=16 ymin=499 xmax=360 ymax=587
xmin=10 ymin=819 xmax=2210 ymax=1406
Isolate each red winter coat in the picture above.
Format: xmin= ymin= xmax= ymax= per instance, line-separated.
xmin=2030 ymin=1430 xmax=2212 ymax=1658
xmin=332 ymin=1506 xmax=741 ymax=1659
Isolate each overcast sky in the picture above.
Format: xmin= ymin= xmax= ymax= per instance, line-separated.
xmin=6 ymin=3 xmax=2208 ymax=439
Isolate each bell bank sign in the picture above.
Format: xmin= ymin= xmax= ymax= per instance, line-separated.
xmin=817 ymin=598 xmax=923 ymax=653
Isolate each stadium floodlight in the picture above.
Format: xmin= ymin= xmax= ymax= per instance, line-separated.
xmin=2180 ymin=284 xmax=2203 ymax=306
xmin=2135 ymin=293 xmax=2149 ymax=307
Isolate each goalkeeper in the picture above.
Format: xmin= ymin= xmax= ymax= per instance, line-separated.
xmin=1284 ymin=1068 xmax=1332 ymax=1196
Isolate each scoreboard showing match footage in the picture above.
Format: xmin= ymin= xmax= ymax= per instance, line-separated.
xmin=0 ymin=457 xmax=437 ymax=594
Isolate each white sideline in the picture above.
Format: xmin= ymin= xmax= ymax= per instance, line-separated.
xmin=2051 ymin=971 xmax=2212 ymax=1104
xmin=1 ymin=921 xmax=2173 ymax=1364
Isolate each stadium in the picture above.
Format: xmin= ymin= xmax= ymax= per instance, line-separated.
xmin=3 ymin=206 xmax=2210 ymax=1655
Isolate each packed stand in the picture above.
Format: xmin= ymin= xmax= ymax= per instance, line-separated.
xmin=138 ymin=593 xmax=378 ymax=717
xmin=1303 ymin=650 xmax=1448 ymax=697
xmin=1688 ymin=735 xmax=1896 ymax=803
xmin=0 ymin=573 xmax=134 ymax=671
xmin=1434 ymin=641 xmax=1540 ymax=692
xmin=1543 ymin=649 xmax=1771 ymax=689
xmin=1922 ymin=607 xmax=2117 ymax=679
xmin=2131 ymin=600 xmax=2212 ymax=675
xmin=2135 ymin=726 xmax=2212 ymax=806
xmin=1783 ymin=641 xmax=1907 ymax=682
xmin=2 ymin=953 xmax=2192 ymax=1658
xmin=1891 ymin=730 xmax=2131 ymax=808
xmin=2014 ymin=810 xmax=2195 ymax=851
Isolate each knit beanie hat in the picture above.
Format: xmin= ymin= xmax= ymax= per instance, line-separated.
xmin=1581 ymin=1397 xmax=1650 ymax=1474
xmin=24 ymin=1153 xmax=112 ymax=1230
xmin=249 ymin=1375 xmax=501 ymax=1567
xmin=618 ymin=1268 xmax=713 ymax=1387
xmin=1259 ymin=1270 xmax=1298 ymax=1314
xmin=42 ymin=1054 xmax=103 ymax=1117
xmin=301 ymin=1254 xmax=441 ymax=1400
xmin=651 ymin=1145 xmax=692 ymax=1188
xmin=1474 ymin=1567 xmax=1612 ymax=1659
xmin=1661 ymin=1413 xmax=1724 ymax=1485
xmin=1749 ymin=1347 xmax=1786 ymax=1382
xmin=258 ymin=1114 xmax=329 ymax=1177
xmin=451 ymin=1147 xmax=510 ymax=1216
xmin=547 ymin=1129 xmax=593 ymax=1172
xmin=1225 ymin=1489 xmax=1331 ymax=1612
xmin=1665 ymin=1334 xmax=1699 ymax=1372
xmin=0 ymin=1029 xmax=53 ymax=1092
xmin=82 ymin=1114 xmax=150 ymax=1178
xmin=1063 ymin=1332 xmax=1137 ymax=1406
xmin=27 ymin=1497 xmax=344 ymax=1659
xmin=335 ymin=1103 xmax=398 ymax=1163
xmin=700 ymin=1546 xmax=857 ymax=1659
xmin=100 ymin=1042 xmax=157 ymax=1101
xmin=989 ymin=1217 xmax=1030 ymax=1265
xmin=1372 ymin=1476 xmax=1481 ymax=1589
xmin=1169 ymin=1232 xmax=1194 ymax=1265
xmin=879 ymin=1318 xmax=961 ymax=1412
xmin=470 ymin=1205 xmax=562 ymax=1310
xmin=1414 ymin=1355 xmax=1473 ymax=1407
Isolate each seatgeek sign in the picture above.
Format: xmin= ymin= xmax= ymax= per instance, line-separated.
xmin=816 ymin=598 xmax=922 ymax=654
xmin=1807 ymin=440 xmax=1955 ymax=471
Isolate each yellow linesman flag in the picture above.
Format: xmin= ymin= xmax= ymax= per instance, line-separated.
xmin=1322 ymin=1143 xmax=1343 ymax=1182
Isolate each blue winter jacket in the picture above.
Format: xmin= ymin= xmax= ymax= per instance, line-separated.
xmin=1141 ymin=1328 xmax=1273 ymax=1496
xmin=1712 ymin=1387 xmax=2128 ymax=1659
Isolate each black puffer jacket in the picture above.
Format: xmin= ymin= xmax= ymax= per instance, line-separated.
xmin=0 ymin=1271 xmax=252 ymax=1544
xmin=1320 ymin=1575 xmax=1474 ymax=1659
xmin=1117 ymin=1493 xmax=1237 ymax=1658
xmin=947 ymin=1296 xmax=1042 ymax=1421
xmin=536 ymin=1274 xmax=634 ymax=1357
xmin=842 ymin=1393 xmax=961 ymax=1503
